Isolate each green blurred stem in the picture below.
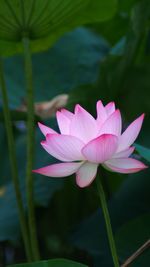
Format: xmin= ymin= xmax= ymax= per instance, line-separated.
xmin=0 ymin=58 xmax=32 ymax=261
xmin=96 ymin=177 xmax=120 ymax=267
xmin=22 ymin=36 xmax=40 ymax=261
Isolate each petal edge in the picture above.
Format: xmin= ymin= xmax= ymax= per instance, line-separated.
xmin=104 ymin=158 xmax=147 ymax=174
xmin=33 ymin=162 xmax=83 ymax=177
xmin=82 ymin=134 xmax=118 ymax=163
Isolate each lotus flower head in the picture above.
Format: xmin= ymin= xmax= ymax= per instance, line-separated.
xmin=33 ymin=101 xmax=147 ymax=187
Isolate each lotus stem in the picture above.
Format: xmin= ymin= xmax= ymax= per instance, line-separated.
xmin=0 ymin=58 xmax=31 ymax=261
xmin=22 ymin=36 xmax=40 ymax=260
xmin=96 ymin=176 xmax=120 ymax=267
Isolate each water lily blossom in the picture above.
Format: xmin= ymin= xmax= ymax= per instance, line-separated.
xmin=33 ymin=101 xmax=147 ymax=187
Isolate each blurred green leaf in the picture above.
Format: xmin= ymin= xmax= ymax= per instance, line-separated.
xmin=89 ymin=0 xmax=140 ymax=46
xmin=2 ymin=28 xmax=108 ymax=109
xmin=90 ymin=14 xmax=129 ymax=45
xmin=8 ymin=259 xmax=87 ymax=267
xmin=119 ymin=0 xmax=138 ymax=12
xmin=115 ymin=214 xmax=150 ymax=266
xmin=67 ymin=84 xmax=98 ymax=113
xmin=118 ymin=64 xmax=150 ymax=118
xmin=131 ymin=0 xmax=150 ymax=37
xmin=86 ymin=0 xmax=150 ymax=107
xmin=0 ymin=173 xmax=63 ymax=242
xmin=0 ymin=0 xmax=117 ymax=56
xmin=135 ymin=144 xmax=150 ymax=162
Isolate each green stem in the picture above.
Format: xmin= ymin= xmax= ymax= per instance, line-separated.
xmin=96 ymin=177 xmax=120 ymax=267
xmin=22 ymin=36 xmax=40 ymax=261
xmin=0 ymin=58 xmax=32 ymax=261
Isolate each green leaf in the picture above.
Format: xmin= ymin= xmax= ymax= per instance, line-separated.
xmin=135 ymin=144 xmax=150 ymax=162
xmin=131 ymin=0 xmax=150 ymax=37
xmin=115 ymin=214 xmax=150 ymax=266
xmin=90 ymin=14 xmax=129 ymax=45
xmin=117 ymin=64 xmax=150 ymax=118
xmin=88 ymin=0 xmax=150 ymax=107
xmin=0 ymin=172 xmax=63 ymax=242
xmin=3 ymin=28 xmax=108 ymax=109
xmin=8 ymin=259 xmax=88 ymax=267
xmin=119 ymin=0 xmax=138 ymax=12
xmin=0 ymin=0 xmax=117 ymax=56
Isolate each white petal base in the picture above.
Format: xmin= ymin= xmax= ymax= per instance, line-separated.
xmin=76 ymin=162 xmax=98 ymax=188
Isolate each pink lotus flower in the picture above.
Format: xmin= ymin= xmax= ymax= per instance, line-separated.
xmin=33 ymin=101 xmax=147 ymax=188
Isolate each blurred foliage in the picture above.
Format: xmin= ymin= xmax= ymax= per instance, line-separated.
xmin=0 ymin=0 xmax=116 ymax=56
xmin=135 ymin=144 xmax=150 ymax=162
xmin=9 ymin=258 xmax=87 ymax=267
xmin=0 ymin=0 xmax=150 ymax=266
xmin=115 ymin=214 xmax=150 ymax=266
xmin=1 ymin=27 xmax=108 ymax=109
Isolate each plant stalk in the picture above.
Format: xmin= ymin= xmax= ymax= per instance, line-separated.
xmin=22 ymin=36 xmax=40 ymax=261
xmin=96 ymin=177 xmax=120 ymax=267
xmin=121 ymin=239 xmax=150 ymax=267
xmin=0 ymin=58 xmax=31 ymax=261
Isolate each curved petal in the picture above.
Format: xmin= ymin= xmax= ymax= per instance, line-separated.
xmin=41 ymin=134 xmax=85 ymax=162
xmin=82 ymin=134 xmax=118 ymax=163
xmin=96 ymin=100 xmax=107 ymax=127
xmin=112 ymin=147 xmax=135 ymax=158
xmin=76 ymin=162 xmax=98 ymax=187
xmin=60 ymin=108 xmax=74 ymax=120
xmin=56 ymin=111 xmax=71 ymax=134
xmin=38 ymin=122 xmax=57 ymax=136
xmin=117 ymin=114 xmax=145 ymax=153
xmin=70 ymin=104 xmax=97 ymax=142
xmin=33 ymin=162 xmax=82 ymax=177
xmin=104 ymin=158 xmax=147 ymax=173
xmin=98 ymin=109 xmax=122 ymax=136
xmin=105 ymin=102 xmax=115 ymax=116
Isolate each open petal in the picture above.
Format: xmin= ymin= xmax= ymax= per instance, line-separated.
xmin=112 ymin=147 xmax=135 ymax=158
xmin=105 ymin=102 xmax=115 ymax=116
xmin=60 ymin=108 xmax=74 ymax=120
xmin=38 ymin=122 xmax=57 ymax=136
xmin=82 ymin=134 xmax=118 ymax=163
xmin=117 ymin=114 xmax=145 ymax=152
xmin=70 ymin=104 xmax=97 ymax=142
xmin=56 ymin=111 xmax=71 ymax=134
xmin=76 ymin=162 xmax=98 ymax=187
xmin=41 ymin=134 xmax=85 ymax=162
xmin=104 ymin=158 xmax=147 ymax=173
xmin=33 ymin=162 xmax=82 ymax=177
xmin=98 ymin=109 xmax=122 ymax=136
xmin=96 ymin=100 xmax=107 ymax=127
